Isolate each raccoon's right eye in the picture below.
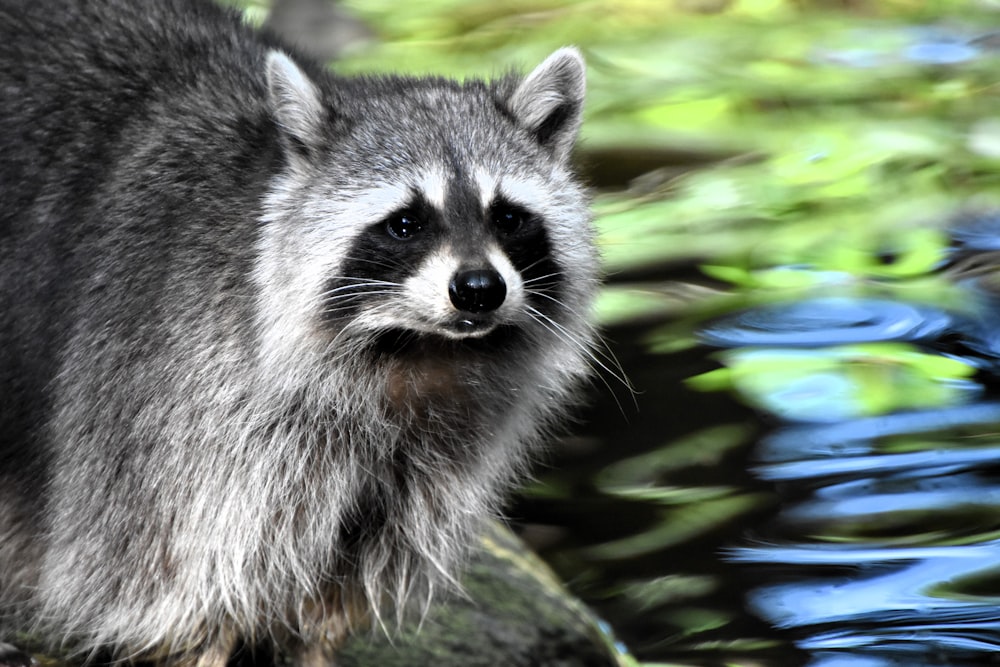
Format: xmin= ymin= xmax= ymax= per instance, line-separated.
xmin=385 ymin=211 xmax=425 ymax=240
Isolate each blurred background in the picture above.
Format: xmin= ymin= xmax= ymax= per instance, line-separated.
xmin=236 ymin=1 xmax=1000 ymax=665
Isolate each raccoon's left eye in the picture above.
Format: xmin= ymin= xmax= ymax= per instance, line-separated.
xmin=493 ymin=206 xmax=529 ymax=236
xmin=385 ymin=211 xmax=425 ymax=240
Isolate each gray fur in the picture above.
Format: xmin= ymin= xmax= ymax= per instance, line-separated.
xmin=0 ymin=0 xmax=597 ymax=663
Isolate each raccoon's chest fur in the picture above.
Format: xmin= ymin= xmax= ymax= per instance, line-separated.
xmin=0 ymin=0 xmax=596 ymax=661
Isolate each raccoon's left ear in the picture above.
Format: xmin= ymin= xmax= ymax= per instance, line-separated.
xmin=508 ymin=47 xmax=586 ymax=163
xmin=266 ymin=50 xmax=326 ymax=163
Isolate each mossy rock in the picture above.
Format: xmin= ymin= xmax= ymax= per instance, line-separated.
xmin=336 ymin=521 xmax=628 ymax=667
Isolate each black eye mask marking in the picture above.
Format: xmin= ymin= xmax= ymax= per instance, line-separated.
xmin=488 ymin=198 xmax=564 ymax=316
xmin=322 ymin=196 xmax=436 ymax=325
xmin=321 ymin=192 xmax=567 ymax=332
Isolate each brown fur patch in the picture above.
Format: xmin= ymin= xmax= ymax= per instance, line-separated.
xmin=384 ymin=356 xmax=466 ymax=417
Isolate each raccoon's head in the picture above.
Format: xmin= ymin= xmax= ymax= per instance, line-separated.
xmin=256 ymin=48 xmax=596 ymax=384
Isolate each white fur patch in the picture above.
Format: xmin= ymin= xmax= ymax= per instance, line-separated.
xmin=494 ymin=173 xmax=553 ymax=214
xmin=486 ymin=245 xmax=524 ymax=311
xmin=405 ymin=248 xmax=457 ymax=323
xmin=473 ymin=167 xmax=498 ymax=210
xmin=342 ymin=181 xmax=416 ymax=224
xmin=473 ymin=167 xmax=585 ymax=231
xmin=415 ymin=168 xmax=448 ymax=210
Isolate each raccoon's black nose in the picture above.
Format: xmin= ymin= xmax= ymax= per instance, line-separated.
xmin=449 ymin=269 xmax=506 ymax=313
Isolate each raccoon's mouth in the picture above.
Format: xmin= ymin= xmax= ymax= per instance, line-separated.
xmin=449 ymin=315 xmax=498 ymax=338
xmin=371 ymin=324 xmax=519 ymax=358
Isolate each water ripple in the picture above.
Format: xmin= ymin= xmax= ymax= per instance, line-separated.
xmin=698 ymin=297 xmax=953 ymax=348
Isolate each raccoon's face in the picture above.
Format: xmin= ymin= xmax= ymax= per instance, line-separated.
xmin=330 ymin=185 xmax=528 ymax=338
xmin=321 ymin=164 xmax=578 ymax=348
xmin=256 ymin=48 xmax=595 ymax=371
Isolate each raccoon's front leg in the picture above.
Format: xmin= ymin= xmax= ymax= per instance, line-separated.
xmin=293 ymin=620 xmax=362 ymax=667
xmin=169 ymin=628 xmax=237 ymax=667
xmin=291 ymin=590 xmax=371 ymax=667
xmin=294 ymin=640 xmax=338 ymax=667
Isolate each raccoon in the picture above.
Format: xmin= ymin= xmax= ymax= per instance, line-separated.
xmin=0 ymin=0 xmax=597 ymax=664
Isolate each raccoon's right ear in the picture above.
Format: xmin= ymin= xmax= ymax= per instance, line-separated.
xmin=507 ymin=47 xmax=586 ymax=163
xmin=266 ymin=50 xmax=326 ymax=163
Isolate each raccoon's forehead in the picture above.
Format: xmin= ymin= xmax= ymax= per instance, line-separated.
xmin=291 ymin=79 xmax=585 ymax=228
xmin=330 ymin=83 xmax=538 ymax=170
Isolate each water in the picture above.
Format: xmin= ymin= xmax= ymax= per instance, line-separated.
xmin=515 ymin=213 xmax=1000 ymax=665
xmin=721 ymin=220 xmax=1000 ymax=665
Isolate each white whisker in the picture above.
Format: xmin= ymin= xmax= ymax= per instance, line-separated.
xmin=526 ymin=304 xmax=635 ymax=411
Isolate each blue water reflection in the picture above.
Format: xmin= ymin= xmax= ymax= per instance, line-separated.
xmin=700 ymin=298 xmax=954 ymax=348
xmin=699 ymin=250 xmax=1000 ymax=663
